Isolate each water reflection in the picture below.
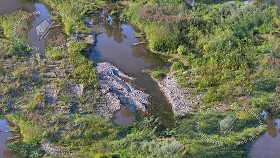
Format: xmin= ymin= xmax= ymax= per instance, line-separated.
xmin=267 ymin=115 xmax=278 ymax=138
xmin=89 ymin=10 xmax=174 ymax=127
xmin=0 ymin=0 xmax=35 ymax=14
xmin=0 ymin=0 xmax=56 ymax=53
xmin=249 ymin=113 xmax=280 ymax=158
xmin=113 ymin=106 xmax=136 ymax=126
xmin=0 ymin=119 xmax=18 ymax=158
xmin=27 ymin=3 xmax=52 ymax=53
xmin=101 ymin=12 xmax=123 ymax=43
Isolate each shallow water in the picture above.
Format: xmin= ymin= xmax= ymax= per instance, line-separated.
xmin=113 ymin=106 xmax=136 ymax=126
xmin=27 ymin=3 xmax=52 ymax=53
xmin=1 ymin=0 xmax=174 ymax=127
xmin=0 ymin=119 xmax=17 ymax=158
xmin=89 ymin=11 xmax=174 ymax=127
xmin=248 ymin=112 xmax=280 ymax=158
xmin=0 ymin=0 xmax=63 ymax=54
xmin=2 ymin=0 xmax=280 ymax=157
xmin=0 ymin=0 xmax=35 ymax=14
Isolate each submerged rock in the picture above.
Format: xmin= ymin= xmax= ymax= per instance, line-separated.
xmin=70 ymin=32 xmax=97 ymax=45
xmin=84 ymin=34 xmax=96 ymax=44
xmin=96 ymin=62 xmax=149 ymax=119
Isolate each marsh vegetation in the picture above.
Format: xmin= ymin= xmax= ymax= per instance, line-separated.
xmin=0 ymin=0 xmax=279 ymax=157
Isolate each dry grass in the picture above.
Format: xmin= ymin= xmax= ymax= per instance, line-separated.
xmin=139 ymin=4 xmax=196 ymax=24
xmin=15 ymin=25 xmax=28 ymax=38
xmin=267 ymin=56 xmax=280 ymax=68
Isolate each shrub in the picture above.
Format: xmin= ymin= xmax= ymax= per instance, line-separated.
xmin=151 ymin=71 xmax=166 ymax=79
xmin=177 ymin=45 xmax=187 ymax=55
xmin=69 ymin=42 xmax=98 ymax=89
xmin=45 ymin=47 xmax=66 ymax=60
xmin=65 ymin=21 xmax=73 ymax=34
xmin=26 ymin=102 xmax=38 ymax=111
xmin=171 ymin=61 xmax=184 ymax=70
xmin=252 ymin=76 xmax=277 ymax=93
xmin=6 ymin=115 xmax=44 ymax=143
xmin=8 ymin=142 xmax=45 ymax=158
xmin=156 ymin=140 xmax=184 ymax=158
xmin=146 ymin=25 xmax=180 ymax=52
xmin=34 ymin=90 xmax=44 ymax=103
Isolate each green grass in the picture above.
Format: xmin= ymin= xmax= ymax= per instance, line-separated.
xmin=123 ymin=0 xmax=280 ymax=106
xmin=42 ymin=0 xmax=97 ymax=34
xmin=151 ymin=70 xmax=166 ymax=79
xmin=45 ymin=47 xmax=67 ymax=60
xmin=0 ymin=0 xmax=278 ymax=157
xmin=6 ymin=114 xmax=44 ymax=143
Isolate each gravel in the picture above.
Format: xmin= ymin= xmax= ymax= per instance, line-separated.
xmin=155 ymin=71 xmax=203 ymax=115
xmin=95 ymin=62 xmax=150 ymax=119
xmin=42 ymin=143 xmax=77 ymax=157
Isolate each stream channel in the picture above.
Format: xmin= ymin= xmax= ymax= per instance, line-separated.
xmin=1 ymin=0 xmax=279 ymax=157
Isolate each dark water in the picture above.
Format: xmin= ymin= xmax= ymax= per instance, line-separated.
xmin=2 ymin=0 xmax=280 ymax=157
xmin=0 ymin=0 xmax=63 ymax=53
xmin=248 ymin=112 xmax=280 ymax=158
xmin=113 ymin=106 xmax=136 ymax=126
xmin=88 ymin=11 xmax=174 ymax=127
xmin=1 ymin=0 xmax=174 ymax=127
xmin=0 ymin=119 xmax=17 ymax=158
xmin=0 ymin=0 xmax=35 ymax=14
xmin=27 ymin=3 xmax=52 ymax=53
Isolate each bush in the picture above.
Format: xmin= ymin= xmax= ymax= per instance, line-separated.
xmin=26 ymin=102 xmax=38 ymax=111
xmin=45 ymin=47 xmax=66 ymax=60
xmin=7 ymin=115 xmax=44 ymax=143
xmin=146 ymin=25 xmax=181 ymax=52
xmin=8 ymin=142 xmax=45 ymax=158
xmin=171 ymin=61 xmax=184 ymax=70
xmin=151 ymin=71 xmax=166 ymax=79
xmin=177 ymin=45 xmax=187 ymax=55
xmin=252 ymin=76 xmax=277 ymax=93
xmin=69 ymin=42 xmax=98 ymax=89
xmin=156 ymin=140 xmax=184 ymax=158
xmin=34 ymin=90 xmax=44 ymax=103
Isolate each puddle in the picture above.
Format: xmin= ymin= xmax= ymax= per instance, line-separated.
xmin=0 ymin=0 xmax=35 ymax=14
xmin=0 ymin=119 xmax=18 ymax=158
xmin=248 ymin=112 xmax=280 ymax=158
xmin=113 ymin=106 xmax=136 ymax=126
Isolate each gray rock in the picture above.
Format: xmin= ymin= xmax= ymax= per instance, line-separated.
xmin=154 ymin=71 xmax=203 ymax=116
xmin=42 ymin=143 xmax=77 ymax=157
xmin=96 ymin=62 xmax=150 ymax=119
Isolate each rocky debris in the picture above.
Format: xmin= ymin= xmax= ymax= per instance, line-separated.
xmin=120 ymin=1 xmax=134 ymax=6
xmin=44 ymin=83 xmax=58 ymax=106
xmin=83 ymin=16 xmax=106 ymax=34
xmin=71 ymin=32 xmax=97 ymax=45
xmin=42 ymin=143 xmax=77 ymax=157
xmin=84 ymin=34 xmax=96 ymax=44
xmin=69 ymin=84 xmax=84 ymax=98
xmin=96 ymin=62 xmax=149 ymax=119
xmin=155 ymin=71 xmax=203 ymax=115
xmin=33 ymin=71 xmax=41 ymax=82
xmin=45 ymin=67 xmax=64 ymax=78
